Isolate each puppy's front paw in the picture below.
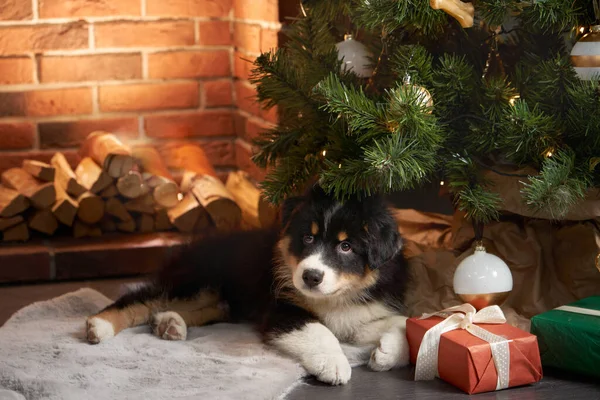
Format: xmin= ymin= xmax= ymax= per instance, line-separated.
xmin=151 ymin=311 xmax=187 ymax=341
xmin=368 ymin=330 xmax=409 ymax=372
xmin=86 ymin=317 xmax=114 ymax=344
xmin=303 ymin=353 xmax=352 ymax=385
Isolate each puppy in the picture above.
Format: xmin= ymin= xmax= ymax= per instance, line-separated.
xmin=86 ymin=185 xmax=411 ymax=385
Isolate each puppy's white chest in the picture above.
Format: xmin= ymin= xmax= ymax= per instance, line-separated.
xmin=317 ymin=302 xmax=395 ymax=342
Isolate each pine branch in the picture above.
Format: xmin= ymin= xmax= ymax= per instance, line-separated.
xmin=314 ymin=73 xmax=387 ymax=135
xmin=320 ymin=134 xmax=437 ymax=200
xmin=521 ymin=149 xmax=590 ymax=219
xmin=499 ymin=100 xmax=560 ymax=164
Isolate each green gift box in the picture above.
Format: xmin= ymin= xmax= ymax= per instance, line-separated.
xmin=530 ymin=296 xmax=600 ymax=378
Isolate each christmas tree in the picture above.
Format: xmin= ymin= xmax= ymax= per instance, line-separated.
xmin=250 ymin=0 xmax=600 ymax=225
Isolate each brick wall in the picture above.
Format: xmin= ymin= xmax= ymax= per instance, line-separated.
xmin=0 ymin=0 xmax=280 ymax=182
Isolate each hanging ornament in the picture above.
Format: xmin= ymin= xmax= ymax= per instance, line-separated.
xmin=453 ymin=241 xmax=513 ymax=310
xmin=402 ymin=74 xmax=434 ymax=109
xmin=570 ymin=25 xmax=600 ymax=80
xmin=336 ymin=34 xmax=373 ymax=78
xmin=429 ymin=0 xmax=474 ymax=28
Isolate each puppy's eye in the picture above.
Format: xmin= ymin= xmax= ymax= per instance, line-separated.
xmin=339 ymin=241 xmax=352 ymax=253
xmin=303 ymin=235 xmax=314 ymax=244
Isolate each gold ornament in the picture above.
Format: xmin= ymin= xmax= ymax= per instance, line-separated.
xmin=570 ymin=25 xmax=600 ymax=80
xmin=429 ymin=0 xmax=474 ymax=28
xmin=403 ymin=75 xmax=434 ymax=109
xmin=453 ymin=242 xmax=513 ymax=310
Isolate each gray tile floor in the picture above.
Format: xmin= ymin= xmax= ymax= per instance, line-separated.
xmin=1 ymin=278 xmax=599 ymax=399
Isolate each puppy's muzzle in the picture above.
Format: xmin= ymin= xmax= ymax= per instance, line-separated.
xmin=302 ymin=269 xmax=324 ymax=288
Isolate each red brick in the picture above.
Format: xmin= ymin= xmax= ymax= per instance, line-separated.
xmin=0 ymin=57 xmax=34 ymax=84
xmin=235 ymin=139 xmax=266 ymax=181
xmin=0 ymin=22 xmax=88 ymax=56
xmin=234 ymin=23 xmax=261 ymax=53
xmin=146 ymin=0 xmax=233 ymax=17
xmin=261 ymin=28 xmax=279 ymax=52
xmin=0 ymin=122 xmax=35 ymax=150
xmin=39 ymin=53 xmax=142 ymax=83
xmin=199 ymin=21 xmax=232 ymax=46
xmin=0 ymin=0 xmax=32 ymax=20
xmin=234 ymin=111 xmax=246 ymax=138
xmin=235 ymin=81 xmax=260 ymax=116
xmin=95 ymin=21 xmax=195 ymax=48
xmin=201 ymin=139 xmax=235 ymax=167
xmin=99 ymin=82 xmax=199 ymax=112
xmin=145 ymin=111 xmax=235 ymax=139
xmin=0 ymin=245 xmax=51 ymax=283
xmin=244 ymin=118 xmax=270 ymax=142
xmin=148 ymin=50 xmax=230 ymax=79
xmin=0 ymin=151 xmax=80 ymax=175
xmin=234 ymin=51 xmax=255 ymax=80
xmin=39 ymin=118 xmax=139 ymax=149
xmin=39 ymin=0 xmax=140 ymax=18
xmin=261 ymin=105 xmax=278 ymax=124
xmin=234 ymin=0 xmax=278 ymax=21
xmin=204 ymin=80 xmax=233 ymax=107
xmin=0 ymin=88 xmax=93 ymax=117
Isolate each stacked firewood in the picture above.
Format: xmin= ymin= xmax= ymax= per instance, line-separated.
xmin=0 ymin=132 xmax=277 ymax=242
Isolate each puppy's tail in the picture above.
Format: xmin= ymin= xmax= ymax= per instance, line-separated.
xmin=86 ymin=283 xmax=163 ymax=344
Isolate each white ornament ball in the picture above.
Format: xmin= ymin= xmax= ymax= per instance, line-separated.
xmin=336 ymin=34 xmax=373 ymax=78
xmin=453 ymin=244 xmax=513 ymax=310
xmin=570 ymin=25 xmax=600 ymax=80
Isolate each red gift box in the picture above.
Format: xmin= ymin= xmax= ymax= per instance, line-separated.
xmin=407 ymin=314 xmax=543 ymax=394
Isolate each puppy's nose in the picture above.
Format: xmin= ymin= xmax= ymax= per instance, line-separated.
xmin=302 ymin=269 xmax=324 ymax=288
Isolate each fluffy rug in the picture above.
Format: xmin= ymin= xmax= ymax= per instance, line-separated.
xmin=0 ymin=288 xmax=309 ymax=400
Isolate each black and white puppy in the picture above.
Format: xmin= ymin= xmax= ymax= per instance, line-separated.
xmin=86 ymin=185 xmax=411 ymax=385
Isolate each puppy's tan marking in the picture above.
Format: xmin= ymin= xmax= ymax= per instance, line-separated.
xmin=311 ymin=222 xmax=319 ymax=235
xmin=337 ymin=231 xmax=348 ymax=241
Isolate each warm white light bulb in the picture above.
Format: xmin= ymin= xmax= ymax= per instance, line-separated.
xmin=453 ymin=247 xmax=513 ymax=295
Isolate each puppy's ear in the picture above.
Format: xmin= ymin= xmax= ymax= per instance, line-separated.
xmin=365 ymin=211 xmax=402 ymax=269
xmin=281 ymin=196 xmax=304 ymax=228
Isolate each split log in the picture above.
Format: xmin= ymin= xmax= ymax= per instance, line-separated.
xmin=0 ymin=215 xmax=24 ymax=231
xmin=147 ymin=175 xmax=179 ymax=208
xmin=180 ymin=170 xmax=197 ymax=192
xmin=187 ymin=173 xmax=242 ymax=231
xmin=154 ymin=208 xmax=173 ymax=231
xmin=137 ymin=214 xmax=155 ymax=233
xmin=22 ymin=160 xmax=55 ymax=182
xmin=0 ymin=185 xmax=30 ymax=217
xmin=117 ymin=219 xmax=136 ymax=233
xmin=100 ymin=218 xmax=117 ymax=233
xmin=75 ymin=157 xmax=112 ymax=194
xmin=51 ymin=152 xmax=86 ymax=198
xmin=99 ymin=184 xmax=119 ymax=199
xmin=133 ymin=146 xmax=179 ymax=208
xmin=124 ymin=194 xmax=155 ymax=215
xmin=29 ymin=210 xmax=59 ymax=235
xmin=226 ymin=171 xmax=278 ymax=229
xmin=159 ymin=142 xmax=217 ymax=177
xmin=77 ymin=192 xmax=104 ymax=224
xmin=3 ymin=223 xmax=29 ymax=242
xmin=167 ymin=192 xmax=208 ymax=233
xmin=80 ymin=131 xmax=135 ymax=178
xmin=116 ymin=171 xmax=148 ymax=199
xmin=105 ymin=198 xmax=132 ymax=222
xmin=52 ymin=180 xmax=78 ymax=227
xmin=1 ymin=168 xmax=55 ymax=209
xmin=73 ymin=221 xmax=102 ymax=239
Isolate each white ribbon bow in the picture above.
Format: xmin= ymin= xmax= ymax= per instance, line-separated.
xmin=415 ymin=303 xmax=511 ymax=391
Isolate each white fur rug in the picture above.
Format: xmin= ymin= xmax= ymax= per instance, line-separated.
xmin=0 ymin=288 xmax=308 ymax=400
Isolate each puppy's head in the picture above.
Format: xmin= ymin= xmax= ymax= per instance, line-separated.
xmin=277 ymin=185 xmax=402 ymax=299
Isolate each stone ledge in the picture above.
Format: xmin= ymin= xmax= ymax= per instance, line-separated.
xmin=0 ymin=232 xmax=193 ymax=284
